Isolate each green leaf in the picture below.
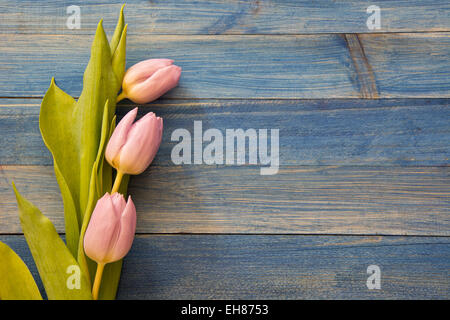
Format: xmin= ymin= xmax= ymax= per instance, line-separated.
xmin=76 ymin=101 xmax=127 ymax=300
xmin=110 ymin=4 xmax=125 ymax=55
xmin=97 ymin=115 xmax=129 ymax=300
xmin=0 ymin=241 xmax=42 ymax=300
xmin=38 ymin=6 xmax=128 ymax=299
xmin=99 ymin=116 xmax=117 ymax=196
xmin=97 ymin=260 xmax=123 ymax=300
xmin=12 ymin=183 xmax=92 ymax=300
xmin=77 ymin=100 xmax=111 ymax=283
xmin=112 ymin=24 xmax=128 ymax=85
xmin=39 ymin=78 xmax=79 ymax=257
xmin=110 ymin=6 xmax=127 ymax=99
xmin=76 ymin=20 xmax=122 ymax=222
xmin=40 ymin=18 xmax=127 ymax=256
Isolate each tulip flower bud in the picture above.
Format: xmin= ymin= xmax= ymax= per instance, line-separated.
xmin=119 ymin=59 xmax=181 ymax=104
xmin=106 ymin=108 xmax=163 ymax=175
xmin=84 ymin=193 xmax=136 ymax=264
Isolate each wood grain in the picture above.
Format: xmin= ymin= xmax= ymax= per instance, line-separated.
xmin=1 ymin=33 xmax=449 ymax=98
xmin=344 ymin=34 xmax=379 ymax=98
xmin=1 ymin=235 xmax=449 ymax=299
xmin=1 ymin=99 xmax=449 ymax=166
xmin=1 ymin=0 xmax=449 ymax=301
xmin=0 ymin=33 xmax=358 ymax=98
xmin=0 ymin=0 xmax=449 ymax=35
xmin=360 ymin=33 xmax=450 ymax=98
xmin=2 ymin=165 xmax=449 ymax=235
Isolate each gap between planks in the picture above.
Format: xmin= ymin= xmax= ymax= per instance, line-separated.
xmin=2 ymin=232 xmax=450 ymax=239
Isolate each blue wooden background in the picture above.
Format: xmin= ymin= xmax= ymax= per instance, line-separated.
xmin=0 ymin=0 xmax=449 ymax=299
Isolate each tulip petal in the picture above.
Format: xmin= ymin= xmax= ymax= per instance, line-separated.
xmin=110 ymin=192 xmax=127 ymax=215
xmin=105 ymin=107 xmax=138 ymax=168
xmin=117 ymin=113 xmax=162 ymax=174
xmin=110 ymin=196 xmax=136 ymax=261
xmin=84 ymin=194 xmax=121 ymax=263
xmin=122 ymin=59 xmax=174 ymax=90
xmin=126 ymin=65 xmax=181 ymax=104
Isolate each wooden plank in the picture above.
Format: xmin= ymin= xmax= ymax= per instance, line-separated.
xmin=0 ymin=33 xmax=360 ymax=98
xmin=1 ymin=235 xmax=449 ymax=299
xmin=0 ymin=0 xmax=449 ymax=35
xmin=2 ymin=165 xmax=449 ymax=236
xmin=1 ymin=99 xmax=449 ymax=166
xmin=344 ymin=34 xmax=379 ymax=98
xmin=359 ymin=33 xmax=450 ymax=98
xmin=1 ymin=33 xmax=450 ymax=98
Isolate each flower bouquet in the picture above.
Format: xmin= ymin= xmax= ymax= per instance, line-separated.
xmin=0 ymin=5 xmax=181 ymax=300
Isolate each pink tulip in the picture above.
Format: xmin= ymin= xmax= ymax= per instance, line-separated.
xmin=119 ymin=59 xmax=181 ymax=104
xmin=105 ymin=108 xmax=163 ymax=175
xmin=84 ymin=193 xmax=136 ymax=264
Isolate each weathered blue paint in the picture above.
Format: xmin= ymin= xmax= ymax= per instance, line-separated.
xmin=1 ymin=235 xmax=449 ymax=299
xmin=1 ymin=0 xmax=449 ymax=300
xmin=2 ymin=165 xmax=449 ymax=235
xmin=1 ymin=99 xmax=448 ymax=166
xmin=0 ymin=1 xmax=449 ymax=35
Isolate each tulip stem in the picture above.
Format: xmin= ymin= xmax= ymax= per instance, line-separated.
xmin=92 ymin=262 xmax=105 ymax=300
xmin=116 ymin=92 xmax=126 ymax=103
xmin=112 ymin=171 xmax=124 ymax=194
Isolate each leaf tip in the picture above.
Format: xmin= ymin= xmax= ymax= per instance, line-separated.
xmin=96 ymin=19 xmax=105 ymax=34
xmin=118 ymin=4 xmax=125 ymax=25
xmin=11 ymin=181 xmax=22 ymax=204
xmin=104 ymin=98 xmax=110 ymax=108
xmin=48 ymin=77 xmax=57 ymax=92
xmin=120 ymin=24 xmax=128 ymax=43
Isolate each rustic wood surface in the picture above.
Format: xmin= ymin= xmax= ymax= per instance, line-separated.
xmin=2 ymin=99 xmax=449 ymax=166
xmin=1 ymin=0 xmax=449 ymax=34
xmin=2 ymin=164 xmax=449 ymax=236
xmin=1 ymin=235 xmax=449 ymax=299
xmin=1 ymin=33 xmax=449 ymax=98
xmin=0 ymin=0 xmax=449 ymax=299
xmin=1 ymin=99 xmax=449 ymax=236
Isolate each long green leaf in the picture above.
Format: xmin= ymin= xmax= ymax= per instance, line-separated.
xmin=112 ymin=24 xmax=128 ymax=86
xmin=76 ymin=20 xmax=121 ymax=218
xmin=77 ymin=100 xmax=111 ymax=285
xmin=40 ymin=12 xmax=126 ymax=255
xmin=0 ymin=241 xmax=42 ymax=300
xmin=12 ymin=184 xmax=92 ymax=300
xmin=38 ymin=6 xmax=127 ymax=299
xmin=39 ymin=79 xmax=79 ymax=257
xmin=110 ymin=4 xmax=125 ymax=55
xmin=77 ymin=104 xmax=126 ymax=300
xmin=93 ymin=10 xmax=128 ymax=300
